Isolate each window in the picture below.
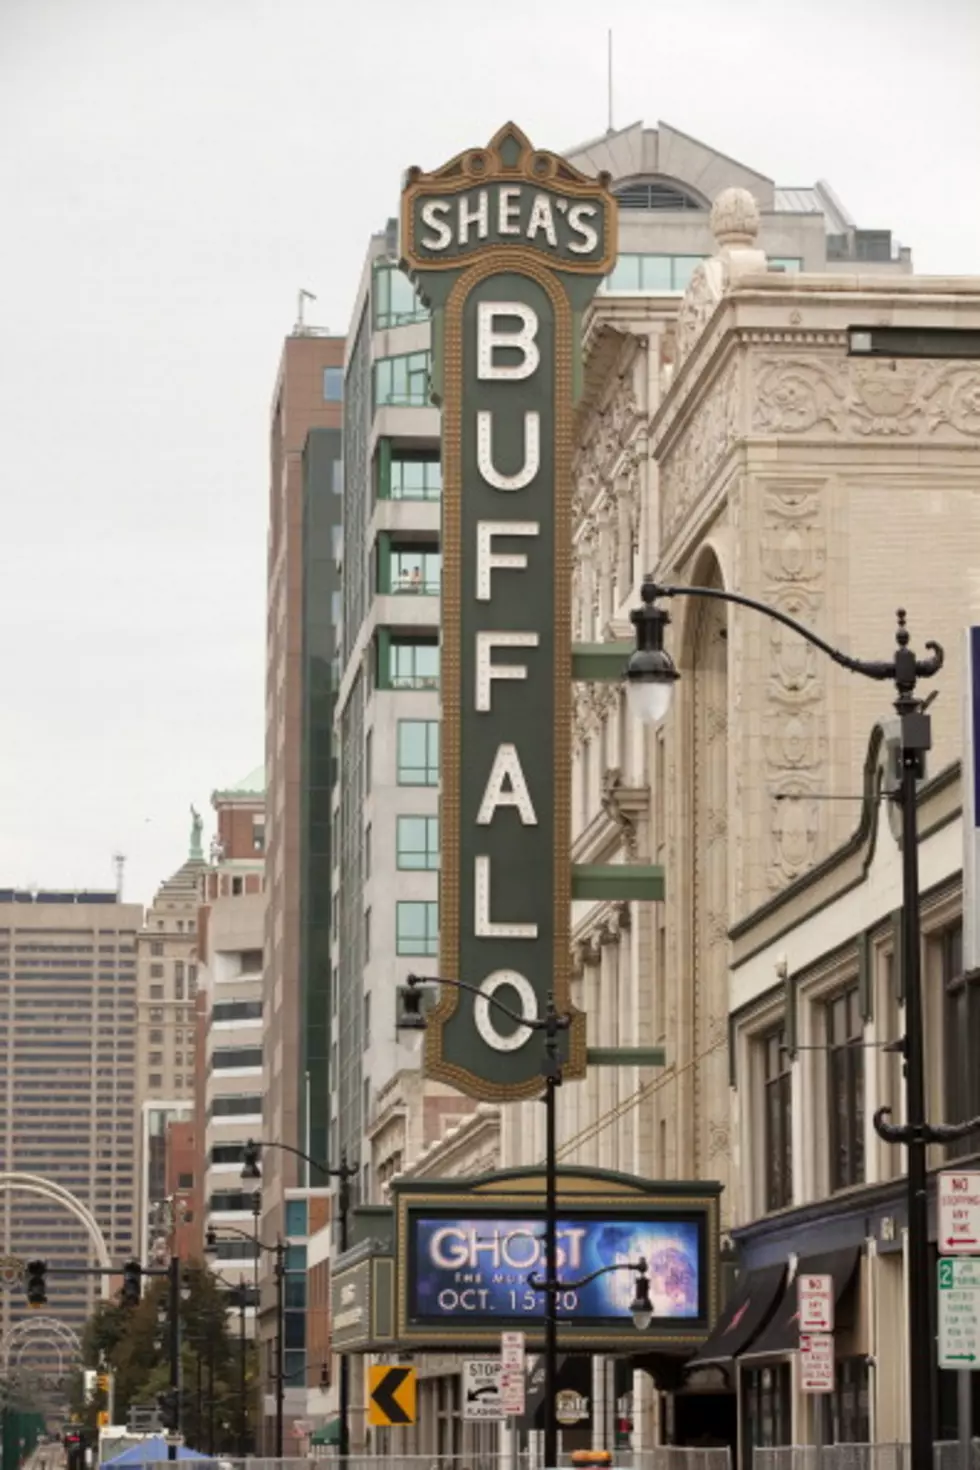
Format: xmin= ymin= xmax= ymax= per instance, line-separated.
xmin=397 ymin=816 xmax=439 ymax=871
xmin=209 ymin=1190 xmax=253 ymax=1213
xmin=397 ymin=721 xmax=439 ymax=785
xmin=389 ymin=452 xmax=441 ymax=502
xmin=212 ymin=1000 xmax=263 ymax=1024
xmin=768 ymin=257 xmax=803 ymax=273
xmin=149 ymin=1073 xmax=162 ymax=1087
xmin=387 ymin=637 xmax=438 ymax=690
xmin=177 ymin=1172 xmax=193 ymax=1190
xmin=365 ymin=823 xmax=372 ymax=879
xmin=365 ymin=729 xmax=373 ymax=794
xmin=211 ymin=1046 xmax=263 ymax=1070
xmin=150 ymin=940 xmax=164 ymax=957
xmin=150 ymin=985 xmax=164 ymax=1000
xmin=149 ymin=1051 xmax=163 ymax=1065
xmin=603 ymin=252 xmax=707 ymax=293
xmin=396 ymin=901 xmax=438 ymax=956
xmin=374 ymin=351 xmax=431 ymax=408
xmin=942 ymin=922 xmax=980 ymax=1159
xmin=389 ymin=546 xmax=441 ymax=596
xmin=174 ymin=961 xmax=184 ymax=983
xmin=826 ymin=983 xmax=865 ymax=1190
xmin=323 ymin=366 xmax=344 ymax=402
xmin=210 ymin=1143 xmax=245 ymax=1165
xmin=150 ymin=963 xmax=164 ymax=978
xmin=761 ymin=1028 xmax=792 ymax=1211
xmin=232 ymin=876 xmax=243 ymax=896
xmin=209 ymin=1094 xmax=262 ymax=1118
xmin=149 ymin=1029 xmax=163 ymax=1044
xmin=253 ymin=820 xmax=265 ymax=853
xmin=149 ymin=1008 xmax=164 ymax=1023
xmin=373 ymin=263 xmax=429 ymax=329
xmin=742 ymin=1364 xmax=792 ymax=1453
xmin=240 ymin=950 xmax=262 ymax=974
xmin=285 ymin=1199 xmax=308 ymax=1237
xmin=363 ymin=992 xmax=371 ymax=1049
xmin=364 ymin=908 xmax=372 ymax=962
xmin=331 ymin=457 xmax=343 ymax=496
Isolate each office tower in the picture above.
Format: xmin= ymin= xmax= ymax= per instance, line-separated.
xmin=261 ymin=328 xmax=344 ymax=1444
xmin=135 ymin=819 xmax=206 ymax=1262
xmin=196 ymin=769 xmax=265 ymax=1333
xmin=0 ymin=887 xmax=142 ymax=1374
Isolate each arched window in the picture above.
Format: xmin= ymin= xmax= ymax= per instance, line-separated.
xmin=614 ymin=178 xmax=704 ymax=211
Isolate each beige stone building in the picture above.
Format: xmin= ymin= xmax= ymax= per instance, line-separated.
xmin=135 ymin=821 xmax=206 ymax=1261
xmin=497 ymin=177 xmax=980 ymax=1452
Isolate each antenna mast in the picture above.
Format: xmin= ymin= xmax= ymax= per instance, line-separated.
xmin=607 ymin=29 xmax=614 ymax=134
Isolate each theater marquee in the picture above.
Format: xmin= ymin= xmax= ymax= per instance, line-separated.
xmin=400 ymin=123 xmax=617 ymax=1102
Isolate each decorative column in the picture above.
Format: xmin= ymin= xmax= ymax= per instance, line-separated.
xmin=597 ymin=919 xmax=619 ymax=1173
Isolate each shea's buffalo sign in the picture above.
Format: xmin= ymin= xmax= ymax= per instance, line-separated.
xmin=400 ymin=125 xmax=616 ymax=1101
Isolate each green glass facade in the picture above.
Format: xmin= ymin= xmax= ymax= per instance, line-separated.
xmin=299 ymin=426 xmax=343 ymax=1183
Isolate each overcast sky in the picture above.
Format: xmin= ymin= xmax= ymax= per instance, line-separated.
xmin=0 ymin=0 xmax=977 ymax=909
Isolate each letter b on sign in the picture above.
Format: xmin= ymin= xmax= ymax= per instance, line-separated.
xmin=477 ymin=304 xmax=539 ymax=380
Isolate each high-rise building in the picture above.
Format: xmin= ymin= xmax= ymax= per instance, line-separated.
xmin=0 ymin=887 xmax=142 ymax=1373
xmin=195 ymin=769 xmax=265 ymax=1325
xmin=135 ymin=819 xmax=206 ymax=1262
xmin=261 ymin=328 xmax=344 ymax=1444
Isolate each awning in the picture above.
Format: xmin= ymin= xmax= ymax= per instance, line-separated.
xmin=688 ymin=1264 xmax=786 ymax=1367
xmin=740 ymin=1247 xmax=861 ymax=1361
xmin=310 ymin=1421 xmax=340 ymax=1446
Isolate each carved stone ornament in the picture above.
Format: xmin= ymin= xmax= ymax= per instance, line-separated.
xmin=752 ymin=356 xmax=980 ymax=441
xmin=757 ymin=483 xmax=828 ymax=888
xmin=601 ymin=767 xmax=638 ymax=857
xmin=660 ymin=357 xmax=740 ymax=543
xmin=673 ymin=258 xmax=726 ymax=372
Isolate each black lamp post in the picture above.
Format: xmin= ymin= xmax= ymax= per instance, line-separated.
xmin=240 ymin=1137 xmax=357 ymax=1458
xmin=624 ymin=574 xmax=966 ymax=1470
xmin=206 ymin=1224 xmax=285 ymax=1456
xmin=398 ymin=972 xmax=654 ymax=1468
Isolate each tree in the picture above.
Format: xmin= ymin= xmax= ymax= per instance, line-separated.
xmin=78 ymin=1258 xmax=257 ymax=1453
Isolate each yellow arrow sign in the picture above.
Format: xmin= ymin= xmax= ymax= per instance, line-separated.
xmin=367 ymin=1365 xmax=416 ymax=1427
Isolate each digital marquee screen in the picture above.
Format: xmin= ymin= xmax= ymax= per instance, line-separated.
xmin=407 ymin=1211 xmax=706 ymax=1326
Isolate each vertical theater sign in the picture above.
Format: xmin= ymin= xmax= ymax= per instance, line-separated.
xmin=400 ymin=125 xmax=617 ymax=1102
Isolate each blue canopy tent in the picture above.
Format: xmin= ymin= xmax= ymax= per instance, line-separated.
xmin=103 ymin=1439 xmax=215 ymax=1464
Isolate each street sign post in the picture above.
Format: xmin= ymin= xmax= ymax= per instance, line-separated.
xmin=939 ymin=1173 xmax=980 ymax=1255
xmin=797 ymin=1272 xmax=834 ymax=1333
xmin=800 ymin=1333 xmax=835 ymax=1392
xmin=462 ymin=1361 xmax=504 ymax=1421
xmin=938 ymin=1257 xmax=980 ymax=1369
xmin=500 ymin=1330 xmax=526 ymax=1415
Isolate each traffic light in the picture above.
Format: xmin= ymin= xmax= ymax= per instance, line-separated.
xmin=25 ymin=1259 xmax=47 ymax=1307
xmin=121 ymin=1260 xmax=142 ymax=1307
xmin=156 ymin=1389 xmax=178 ymax=1432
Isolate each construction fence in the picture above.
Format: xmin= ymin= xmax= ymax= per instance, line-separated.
xmin=754 ymin=1442 xmax=980 ymax=1470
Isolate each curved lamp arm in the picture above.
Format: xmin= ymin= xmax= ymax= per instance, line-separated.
xmin=875 ymin=1105 xmax=980 ymax=1145
xmin=407 ymin=972 xmax=570 ymax=1034
xmin=645 ymin=581 xmax=944 ymax=688
xmin=527 ymin=1257 xmax=649 ymax=1293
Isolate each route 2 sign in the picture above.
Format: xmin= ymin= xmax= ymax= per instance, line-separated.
xmin=939 ymin=1172 xmax=980 ymax=1255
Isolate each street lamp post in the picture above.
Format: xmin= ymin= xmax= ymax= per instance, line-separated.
xmin=240 ymin=1137 xmax=357 ymax=1459
xmin=398 ymin=973 xmax=654 ymax=1468
xmin=624 ymin=575 xmax=960 ymax=1470
xmin=206 ymin=1224 xmax=286 ymax=1456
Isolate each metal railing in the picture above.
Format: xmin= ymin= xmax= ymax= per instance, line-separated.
xmin=754 ymin=1442 xmax=980 ymax=1470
